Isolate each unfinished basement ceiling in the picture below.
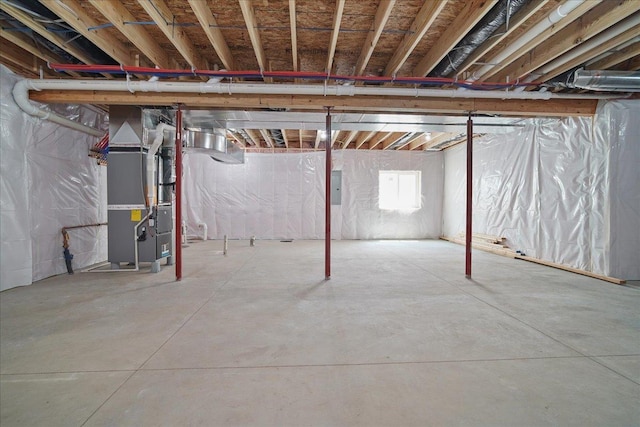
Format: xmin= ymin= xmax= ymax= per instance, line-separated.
xmin=1 ymin=0 xmax=638 ymax=150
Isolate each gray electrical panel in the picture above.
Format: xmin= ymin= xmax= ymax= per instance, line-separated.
xmin=107 ymin=106 xmax=174 ymax=271
xmin=331 ymin=170 xmax=342 ymax=205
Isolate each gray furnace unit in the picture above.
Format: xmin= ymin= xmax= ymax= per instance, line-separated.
xmin=107 ymin=106 xmax=175 ymax=272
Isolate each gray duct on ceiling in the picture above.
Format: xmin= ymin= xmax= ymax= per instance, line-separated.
xmin=430 ymin=0 xmax=529 ymax=78
xmin=269 ymin=129 xmax=286 ymax=146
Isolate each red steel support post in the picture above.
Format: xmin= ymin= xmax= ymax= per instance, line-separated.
xmin=175 ymin=107 xmax=183 ymax=281
xmin=465 ymin=113 xmax=473 ymax=277
xmin=325 ymin=107 xmax=332 ymax=280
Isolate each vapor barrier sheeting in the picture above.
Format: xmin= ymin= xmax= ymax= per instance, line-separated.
xmin=183 ymin=150 xmax=443 ymax=240
xmin=443 ymin=104 xmax=640 ymax=280
xmin=595 ymin=100 xmax=640 ymax=280
xmin=0 ymin=66 xmax=108 ymax=290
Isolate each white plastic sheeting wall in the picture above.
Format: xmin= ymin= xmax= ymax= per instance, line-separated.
xmin=183 ymin=150 xmax=443 ymax=240
xmin=443 ymin=101 xmax=640 ymax=280
xmin=0 ymin=66 xmax=108 ymax=290
xmin=595 ymin=100 xmax=640 ymax=280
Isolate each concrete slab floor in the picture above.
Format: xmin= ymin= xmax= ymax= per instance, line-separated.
xmin=1 ymin=240 xmax=638 ymax=426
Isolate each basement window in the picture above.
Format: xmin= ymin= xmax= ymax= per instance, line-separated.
xmin=378 ymin=170 xmax=422 ymax=211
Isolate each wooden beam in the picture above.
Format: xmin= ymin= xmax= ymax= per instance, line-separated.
xmin=456 ymin=0 xmax=550 ymax=77
xmin=428 ymin=134 xmax=467 ymax=150
xmin=188 ymin=0 xmax=235 ymax=70
xmin=138 ymin=0 xmax=208 ymax=71
xmin=0 ymin=28 xmax=81 ymax=77
xmin=515 ymin=255 xmax=626 ymax=285
xmin=413 ymin=0 xmax=499 ymax=77
xmin=239 ymin=0 xmax=271 ymax=82
xmin=340 ymin=130 xmax=358 ymax=149
xmin=0 ymin=44 xmax=44 ymax=74
xmin=281 ymin=129 xmax=290 ymax=149
xmin=384 ymin=0 xmax=448 ymax=76
xmin=395 ymin=132 xmax=425 ymax=150
xmin=299 ymin=129 xmax=303 ymax=148
xmin=227 ymin=131 xmax=246 ymax=147
xmin=382 ymin=132 xmax=409 ymax=150
xmin=326 ymin=0 xmax=345 ymax=73
xmin=331 ymin=130 xmax=340 ymax=147
xmin=410 ymin=132 xmax=455 ymax=150
xmin=314 ymin=130 xmax=322 ymax=149
xmin=244 ymin=129 xmax=262 ymax=147
xmin=355 ymin=130 xmax=376 ymax=149
xmin=613 ymin=53 xmax=640 ymax=70
xmin=587 ymin=41 xmax=640 ymax=70
xmin=28 ymin=91 xmax=598 ymax=117
xmin=535 ymin=25 xmax=640 ymax=83
xmin=259 ymin=129 xmax=274 ymax=148
xmin=88 ymin=0 xmax=169 ymax=68
xmin=0 ymin=2 xmax=99 ymax=67
xmin=355 ymin=0 xmax=395 ymax=75
xmin=491 ymin=0 xmax=640 ymax=83
xmin=0 ymin=60 xmax=40 ymax=78
xmin=478 ymin=0 xmax=599 ymax=80
xmin=289 ymin=0 xmax=298 ymax=72
xmin=367 ymin=132 xmax=391 ymax=150
xmin=40 ymin=0 xmax=133 ymax=65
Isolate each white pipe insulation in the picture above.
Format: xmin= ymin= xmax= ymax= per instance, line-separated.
xmin=13 ymin=73 xmax=621 ymax=137
xmin=472 ymin=0 xmax=586 ymax=80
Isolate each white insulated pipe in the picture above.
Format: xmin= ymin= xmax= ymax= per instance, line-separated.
xmin=12 ymin=79 xmax=105 ymax=137
xmin=197 ymin=223 xmax=208 ymax=241
xmin=473 ymin=0 xmax=586 ymax=80
xmin=147 ymin=123 xmax=175 ymax=207
xmin=13 ymin=71 xmax=621 ymax=137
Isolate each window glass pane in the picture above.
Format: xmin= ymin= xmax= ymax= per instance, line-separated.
xmin=398 ymin=173 xmax=417 ymax=208
xmin=379 ymin=171 xmax=398 ymax=210
xmin=379 ymin=170 xmax=421 ymax=211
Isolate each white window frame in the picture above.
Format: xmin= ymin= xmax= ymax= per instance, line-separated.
xmin=378 ymin=170 xmax=422 ymax=211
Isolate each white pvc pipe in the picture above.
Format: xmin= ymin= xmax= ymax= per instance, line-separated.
xmin=147 ymin=123 xmax=175 ymax=207
xmin=197 ymin=223 xmax=208 ymax=241
xmin=17 ymin=78 xmax=620 ymax=99
xmin=535 ymin=14 xmax=640 ymax=76
xmin=473 ymin=0 xmax=585 ymax=80
xmin=12 ymin=79 xmax=104 ymax=137
xmin=13 ymin=72 xmax=622 ymax=137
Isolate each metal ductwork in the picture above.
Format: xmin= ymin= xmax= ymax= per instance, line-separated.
xmin=431 ymin=0 xmax=529 ymax=77
xmin=269 ymin=129 xmax=286 ymax=147
xmin=184 ymin=129 xmax=245 ymax=164
xmin=572 ymin=70 xmax=640 ymax=92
